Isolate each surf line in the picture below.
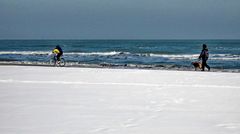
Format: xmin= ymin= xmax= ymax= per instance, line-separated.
xmin=0 ymin=79 xmax=239 ymax=89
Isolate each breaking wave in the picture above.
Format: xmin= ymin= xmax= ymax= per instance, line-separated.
xmin=0 ymin=51 xmax=239 ymax=60
xmin=0 ymin=51 xmax=50 ymax=55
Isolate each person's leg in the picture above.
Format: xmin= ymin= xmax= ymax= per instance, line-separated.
xmin=53 ymin=55 xmax=57 ymax=61
xmin=205 ymin=62 xmax=210 ymax=71
xmin=202 ymin=60 xmax=206 ymax=71
xmin=57 ymin=54 xmax=60 ymax=61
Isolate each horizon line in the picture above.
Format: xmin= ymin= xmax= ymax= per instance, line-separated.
xmin=0 ymin=38 xmax=240 ymax=40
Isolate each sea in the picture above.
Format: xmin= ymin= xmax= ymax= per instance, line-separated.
xmin=0 ymin=40 xmax=239 ymax=72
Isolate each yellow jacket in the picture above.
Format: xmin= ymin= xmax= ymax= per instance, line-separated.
xmin=52 ymin=48 xmax=60 ymax=54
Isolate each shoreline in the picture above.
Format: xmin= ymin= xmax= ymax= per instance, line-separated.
xmin=0 ymin=61 xmax=239 ymax=73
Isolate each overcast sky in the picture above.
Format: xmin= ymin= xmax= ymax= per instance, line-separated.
xmin=0 ymin=0 xmax=239 ymax=39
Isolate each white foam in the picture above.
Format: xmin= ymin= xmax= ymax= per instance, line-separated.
xmin=65 ymin=51 xmax=124 ymax=56
xmin=0 ymin=51 xmax=239 ymax=60
xmin=0 ymin=51 xmax=50 ymax=55
xmin=150 ymin=53 xmax=240 ymax=60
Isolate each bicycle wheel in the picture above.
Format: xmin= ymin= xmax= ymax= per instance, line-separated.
xmin=49 ymin=58 xmax=57 ymax=66
xmin=59 ymin=58 xmax=66 ymax=67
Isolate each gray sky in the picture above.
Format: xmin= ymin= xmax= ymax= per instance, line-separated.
xmin=0 ymin=0 xmax=240 ymax=39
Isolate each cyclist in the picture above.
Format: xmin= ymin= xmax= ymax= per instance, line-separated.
xmin=52 ymin=45 xmax=63 ymax=63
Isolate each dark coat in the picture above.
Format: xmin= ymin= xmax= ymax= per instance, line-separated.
xmin=199 ymin=48 xmax=209 ymax=61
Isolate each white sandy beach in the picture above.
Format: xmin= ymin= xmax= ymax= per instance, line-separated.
xmin=0 ymin=65 xmax=240 ymax=134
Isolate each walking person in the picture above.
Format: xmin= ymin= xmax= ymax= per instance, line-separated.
xmin=199 ymin=44 xmax=210 ymax=71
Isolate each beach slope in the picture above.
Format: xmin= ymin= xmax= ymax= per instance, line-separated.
xmin=0 ymin=66 xmax=240 ymax=134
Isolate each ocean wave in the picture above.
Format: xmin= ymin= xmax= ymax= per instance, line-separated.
xmin=0 ymin=51 xmax=128 ymax=56
xmin=0 ymin=51 xmax=50 ymax=55
xmin=149 ymin=54 xmax=199 ymax=59
xmin=0 ymin=51 xmax=239 ymax=60
xmin=65 ymin=51 xmax=130 ymax=56
xmin=210 ymin=54 xmax=240 ymax=60
xmin=150 ymin=54 xmax=240 ymax=60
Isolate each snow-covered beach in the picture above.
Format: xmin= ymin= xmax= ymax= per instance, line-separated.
xmin=0 ymin=65 xmax=240 ymax=134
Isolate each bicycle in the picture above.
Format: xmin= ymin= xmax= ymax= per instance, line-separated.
xmin=49 ymin=54 xmax=66 ymax=67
